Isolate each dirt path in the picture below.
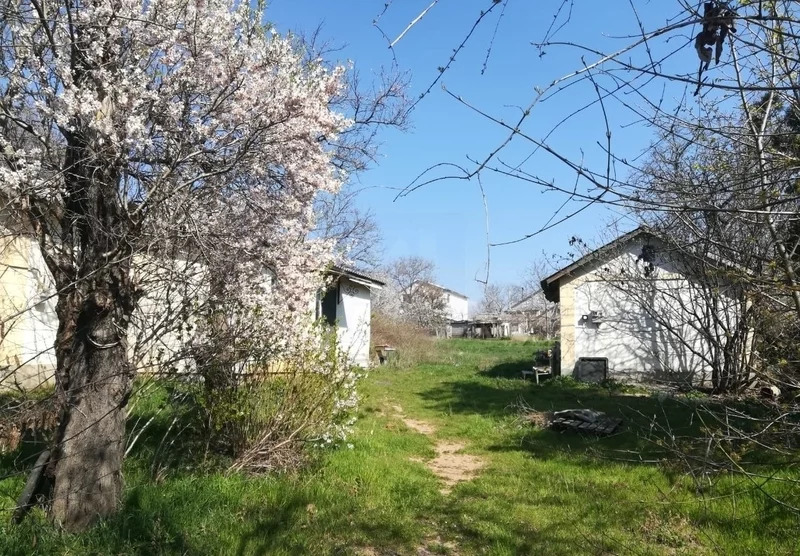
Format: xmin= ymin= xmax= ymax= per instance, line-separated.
xmin=391 ymin=404 xmax=484 ymax=494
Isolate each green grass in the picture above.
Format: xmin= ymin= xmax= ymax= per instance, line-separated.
xmin=0 ymin=338 xmax=798 ymax=554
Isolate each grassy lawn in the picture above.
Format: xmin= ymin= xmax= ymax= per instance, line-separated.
xmin=0 ymin=338 xmax=797 ymax=554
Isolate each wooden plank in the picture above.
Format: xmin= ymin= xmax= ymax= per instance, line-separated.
xmin=549 ymin=416 xmax=623 ymax=435
xmin=13 ymin=449 xmax=50 ymax=523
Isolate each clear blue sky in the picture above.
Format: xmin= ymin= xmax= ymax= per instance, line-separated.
xmin=267 ymin=1 xmax=696 ymax=303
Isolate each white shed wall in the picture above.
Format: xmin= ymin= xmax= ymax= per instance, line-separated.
xmin=0 ymin=230 xmax=58 ymax=389
xmin=335 ymin=277 xmax=373 ymax=367
xmin=561 ymin=241 xmax=742 ymax=386
xmin=0 ymin=226 xmax=378 ymax=387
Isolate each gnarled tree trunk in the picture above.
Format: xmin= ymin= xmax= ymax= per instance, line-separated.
xmin=49 ymin=285 xmax=134 ymax=530
xmin=34 ymin=126 xmax=138 ymax=531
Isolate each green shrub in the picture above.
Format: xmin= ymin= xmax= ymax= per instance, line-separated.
xmin=193 ymin=328 xmax=359 ymax=473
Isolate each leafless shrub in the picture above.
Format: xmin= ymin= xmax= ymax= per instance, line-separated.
xmin=188 ymin=328 xmax=359 ymax=474
xmin=371 ymin=312 xmax=438 ymax=367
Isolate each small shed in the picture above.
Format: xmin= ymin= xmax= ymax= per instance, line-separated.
xmin=319 ymin=266 xmax=385 ymax=367
xmin=467 ymin=314 xmax=511 ymax=339
xmin=541 ymin=228 xmax=749 ymax=386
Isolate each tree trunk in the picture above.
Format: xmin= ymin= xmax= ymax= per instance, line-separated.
xmin=37 ymin=120 xmax=136 ymax=530
xmin=49 ymin=286 xmax=134 ymax=531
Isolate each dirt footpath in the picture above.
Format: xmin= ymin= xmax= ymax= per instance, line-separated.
xmin=391 ymin=404 xmax=484 ymax=494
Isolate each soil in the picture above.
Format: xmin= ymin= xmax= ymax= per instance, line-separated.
xmin=427 ymin=441 xmax=484 ymax=495
xmin=391 ymin=403 xmax=485 ymax=494
xmin=402 ymin=418 xmax=437 ymax=436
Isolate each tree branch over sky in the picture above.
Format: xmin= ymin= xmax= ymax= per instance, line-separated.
xmin=375 ymin=0 xmax=800 ymax=514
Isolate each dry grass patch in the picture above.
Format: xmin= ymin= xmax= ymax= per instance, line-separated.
xmin=640 ymin=510 xmax=707 ymax=554
xmin=371 ymin=313 xmax=438 ymax=366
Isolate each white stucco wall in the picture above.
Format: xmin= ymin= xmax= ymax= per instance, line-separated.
xmin=560 ymin=240 xmax=744 ymax=386
xmin=0 ymin=227 xmax=58 ymax=389
xmin=0 ymin=232 xmax=207 ymax=387
xmin=128 ymin=252 xmax=208 ymax=375
xmin=335 ymin=277 xmax=373 ymax=367
xmin=0 ymin=223 xmax=379 ymax=386
xmin=446 ymin=293 xmax=469 ymax=321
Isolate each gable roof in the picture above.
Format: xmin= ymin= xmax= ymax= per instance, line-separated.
xmin=541 ymin=226 xmax=753 ymax=303
xmin=540 ymin=227 xmax=657 ymax=303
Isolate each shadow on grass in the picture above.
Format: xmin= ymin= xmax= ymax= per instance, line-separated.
xmin=420 ymin=358 xmax=708 ymax=459
xmin=233 ymin=498 xmax=309 ymax=556
xmin=478 ymin=359 xmax=532 ymax=379
xmin=234 ymin=501 xmax=416 ymax=555
xmin=440 ymin=483 xmax=658 ymax=555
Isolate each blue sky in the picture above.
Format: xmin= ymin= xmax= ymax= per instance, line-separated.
xmin=267 ymin=1 xmax=697 ymax=303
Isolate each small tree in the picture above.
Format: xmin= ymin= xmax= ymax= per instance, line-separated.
xmin=376 ymin=256 xmax=449 ymax=333
xmin=477 ymin=283 xmax=524 ymax=314
xmin=403 ymin=281 xmax=449 ymax=333
xmin=385 ymin=256 xmax=437 ymax=297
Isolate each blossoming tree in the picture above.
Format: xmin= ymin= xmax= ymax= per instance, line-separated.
xmin=0 ymin=0 xmax=403 ymax=530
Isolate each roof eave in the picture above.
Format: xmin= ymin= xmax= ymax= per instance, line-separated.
xmin=541 ymin=278 xmax=560 ymax=303
xmin=330 ymin=265 xmax=386 ymax=288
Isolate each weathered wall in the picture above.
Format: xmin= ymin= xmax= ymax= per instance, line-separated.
xmin=559 ymin=241 xmax=744 ymax=386
xmin=446 ymin=293 xmax=469 ymax=321
xmin=336 ymin=276 xmax=372 ymax=367
xmin=559 ymin=278 xmax=576 ymax=374
xmin=0 ymin=225 xmax=377 ymax=387
xmin=0 ymin=222 xmax=58 ymax=390
xmin=128 ymin=252 xmax=208 ymax=375
xmin=0 ymin=230 xmax=207 ymax=388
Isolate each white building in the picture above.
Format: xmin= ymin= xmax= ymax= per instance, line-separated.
xmin=0 ymin=223 xmax=59 ymax=390
xmin=415 ymin=282 xmax=468 ymax=321
xmin=318 ymin=266 xmax=384 ymax=367
xmin=0 ymin=220 xmax=383 ymax=390
xmin=541 ymin=228 xmax=749 ymax=386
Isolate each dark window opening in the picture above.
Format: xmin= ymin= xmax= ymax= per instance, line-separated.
xmin=637 ymin=244 xmax=657 ymax=277
xmin=321 ymin=281 xmax=339 ymax=326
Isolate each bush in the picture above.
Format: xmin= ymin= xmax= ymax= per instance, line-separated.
xmin=193 ymin=326 xmax=359 ymax=474
xmin=371 ymin=312 xmax=438 ymax=367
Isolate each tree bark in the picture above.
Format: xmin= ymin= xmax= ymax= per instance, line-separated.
xmin=33 ymin=118 xmax=137 ymax=530
xmin=48 ymin=281 xmax=134 ymax=530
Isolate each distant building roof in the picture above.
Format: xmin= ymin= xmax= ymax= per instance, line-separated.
xmin=416 ymin=281 xmax=468 ymax=299
xmin=507 ymin=291 xmax=547 ymax=313
xmin=471 ymin=313 xmax=508 ymax=323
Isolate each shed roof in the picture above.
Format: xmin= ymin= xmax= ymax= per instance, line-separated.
xmin=330 ymin=264 xmax=385 ymax=289
xmin=507 ymin=290 xmax=548 ymax=313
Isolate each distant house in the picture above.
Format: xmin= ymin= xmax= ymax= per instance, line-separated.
xmin=507 ymin=291 xmax=559 ymax=338
xmin=408 ymin=281 xmax=469 ymax=337
xmin=541 ymin=228 xmax=750 ymax=386
xmin=318 ymin=266 xmax=384 ymax=367
xmin=414 ymin=282 xmax=468 ymax=321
